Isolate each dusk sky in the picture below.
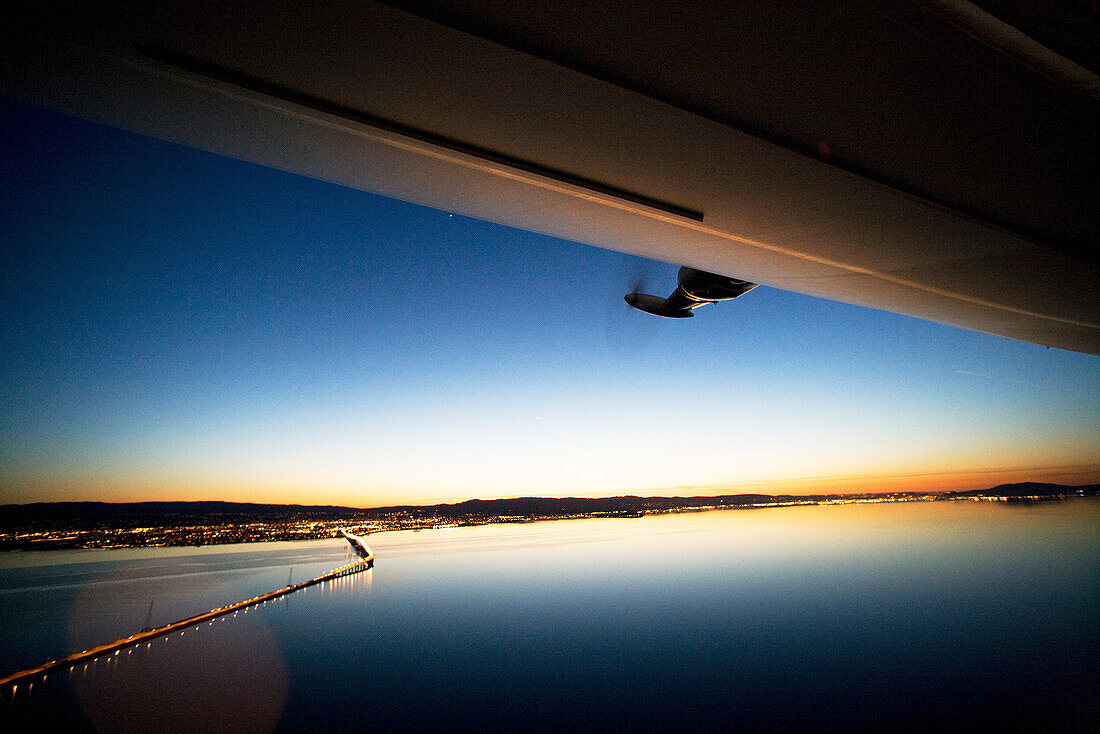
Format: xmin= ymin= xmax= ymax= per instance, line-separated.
xmin=2 ymin=98 xmax=1098 ymax=507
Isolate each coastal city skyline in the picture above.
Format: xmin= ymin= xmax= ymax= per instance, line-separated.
xmin=3 ymin=99 xmax=1099 ymax=508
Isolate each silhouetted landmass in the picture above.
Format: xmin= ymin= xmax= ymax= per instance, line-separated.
xmin=0 ymin=484 xmax=1095 ymax=550
xmin=0 ymin=501 xmax=368 ymax=531
xmin=942 ymin=482 xmax=1098 ymax=498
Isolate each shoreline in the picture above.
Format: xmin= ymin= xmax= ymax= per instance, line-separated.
xmin=3 ymin=488 xmax=1095 ymax=552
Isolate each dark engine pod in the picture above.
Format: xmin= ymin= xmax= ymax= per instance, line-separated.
xmin=626 ymin=267 xmax=758 ymax=318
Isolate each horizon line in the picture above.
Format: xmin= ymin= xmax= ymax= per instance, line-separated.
xmin=3 ymin=480 xmax=1096 ymax=512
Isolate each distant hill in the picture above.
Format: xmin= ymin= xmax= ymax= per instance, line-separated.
xmin=375 ymin=494 xmax=789 ymax=518
xmin=0 ymin=494 xmax=796 ymax=530
xmin=1 ymin=484 xmax=1095 ymax=531
xmin=0 ymin=500 xmax=367 ymax=531
xmin=942 ymin=482 xmax=1098 ymax=498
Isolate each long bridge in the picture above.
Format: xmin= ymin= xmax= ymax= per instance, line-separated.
xmin=0 ymin=530 xmax=373 ymax=696
xmin=339 ymin=529 xmax=374 ymax=560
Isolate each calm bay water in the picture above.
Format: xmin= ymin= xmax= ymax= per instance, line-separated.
xmin=1 ymin=500 xmax=1097 ymax=732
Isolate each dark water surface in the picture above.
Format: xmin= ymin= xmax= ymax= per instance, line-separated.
xmin=1 ymin=500 xmax=1097 ymax=732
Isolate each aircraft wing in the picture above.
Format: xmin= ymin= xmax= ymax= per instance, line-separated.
xmin=2 ymin=0 xmax=1096 ymax=353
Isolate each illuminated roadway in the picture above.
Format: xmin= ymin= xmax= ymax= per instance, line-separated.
xmin=0 ymin=530 xmax=374 ymax=698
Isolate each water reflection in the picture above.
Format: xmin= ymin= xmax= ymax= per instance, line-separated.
xmin=71 ymin=610 xmax=289 ymax=734
xmin=2 ymin=500 xmax=1097 ymax=732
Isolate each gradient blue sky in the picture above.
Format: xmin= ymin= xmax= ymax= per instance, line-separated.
xmin=2 ymin=98 xmax=1098 ymax=506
